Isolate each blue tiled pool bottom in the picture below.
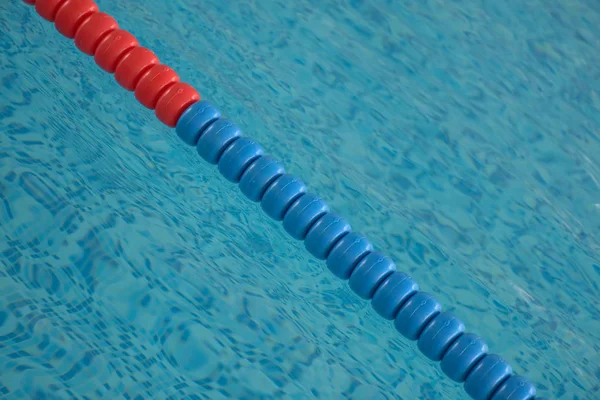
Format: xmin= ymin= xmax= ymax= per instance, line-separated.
xmin=1 ymin=0 xmax=600 ymax=399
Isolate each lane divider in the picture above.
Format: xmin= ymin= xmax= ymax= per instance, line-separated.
xmin=21 ymin=1 xmax=543 ymax=399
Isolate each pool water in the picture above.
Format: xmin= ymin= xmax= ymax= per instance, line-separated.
xmin=1 ymin=0 xmax=600 ymax=399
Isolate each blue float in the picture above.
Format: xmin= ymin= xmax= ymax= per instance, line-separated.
xmin=239 ymin=156 xmax=285 ymax=202
xmin=326 ymin=232 xmax=373 ymax=279
xmin=464 ymin=354 xmax=513 ymax=400
xmin=196 ymin=119 xmax=242 ymax=164
xmin=348 ymin=252 xmax=396 ymax=299
xmin=305 ymin=213 xmax=351 ymax=259
xmin=441 ymin=333 xmax=488 ymax=383
xmin=394 ymin=291 xmax=441 ymax=340
xmin=417 ymin=312 xmax=465 ymax=361
xmin=175 ymin=100 xmax=221 ymax=146
xmin=371 ymin=272 xmax=419 ymax=320
xmin=283 ymin=194 xmax=329 ymax=240
xmin=218 ymin=137 xmax=264 ymax=183
xmin=261 ymin=174 xmax=307 ymax=221
xmin=491 ymin=375 xmax=536 ymax=400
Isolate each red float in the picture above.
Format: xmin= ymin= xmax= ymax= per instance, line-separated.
xmin=24 ymin=0 xmax=36 ymax=5
xmin=114 ymin=47 xmax=159 ymax=91
xmin=134 ymin=65 xmax=180 ymax=109
xmin=94 ymin=30 xmax=139 ymax=73
xmin=54 ymin=0 xmax=98 ymax=39
xmin=74 ymin=12 xmax=119 ymax=56
xmin=155 ymin=83 xmax=201 ymax=127
xmin=35 ymin=0 xmax=68 ymax=22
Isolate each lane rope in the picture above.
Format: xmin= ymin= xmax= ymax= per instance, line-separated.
xmin=21 ymin=2 xmax=543 ymax=399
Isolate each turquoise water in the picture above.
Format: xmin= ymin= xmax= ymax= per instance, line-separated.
xmin=1 ymin=0 xmax=600 ymax=398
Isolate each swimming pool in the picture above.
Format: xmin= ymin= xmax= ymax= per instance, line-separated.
xmin=1 ymin=0 xmax=600 ymax=398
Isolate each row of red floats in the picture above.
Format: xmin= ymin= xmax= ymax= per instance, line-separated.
xmin=27 ymin=0 xmax=200 ymax=127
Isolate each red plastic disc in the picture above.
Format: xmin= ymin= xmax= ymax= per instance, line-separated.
xmin=114 ymin=47 xmax=159 ymax=91
xmin=24 ymin=0 xmax=36 ymax=5
xmin=35 ymin=0 xmax=68 ymax=22
xmin=155 ymin=82 xmax=201 ymax=127
xmin=74 ymin=12 xmax=118 ymax=56
xmin=134 ymin=65 xmax=180 ymax=109
xmin=94 ymin=29 xmax=139 ymax=73
xmin=55 ymin=0 xmax=98 ymax=39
